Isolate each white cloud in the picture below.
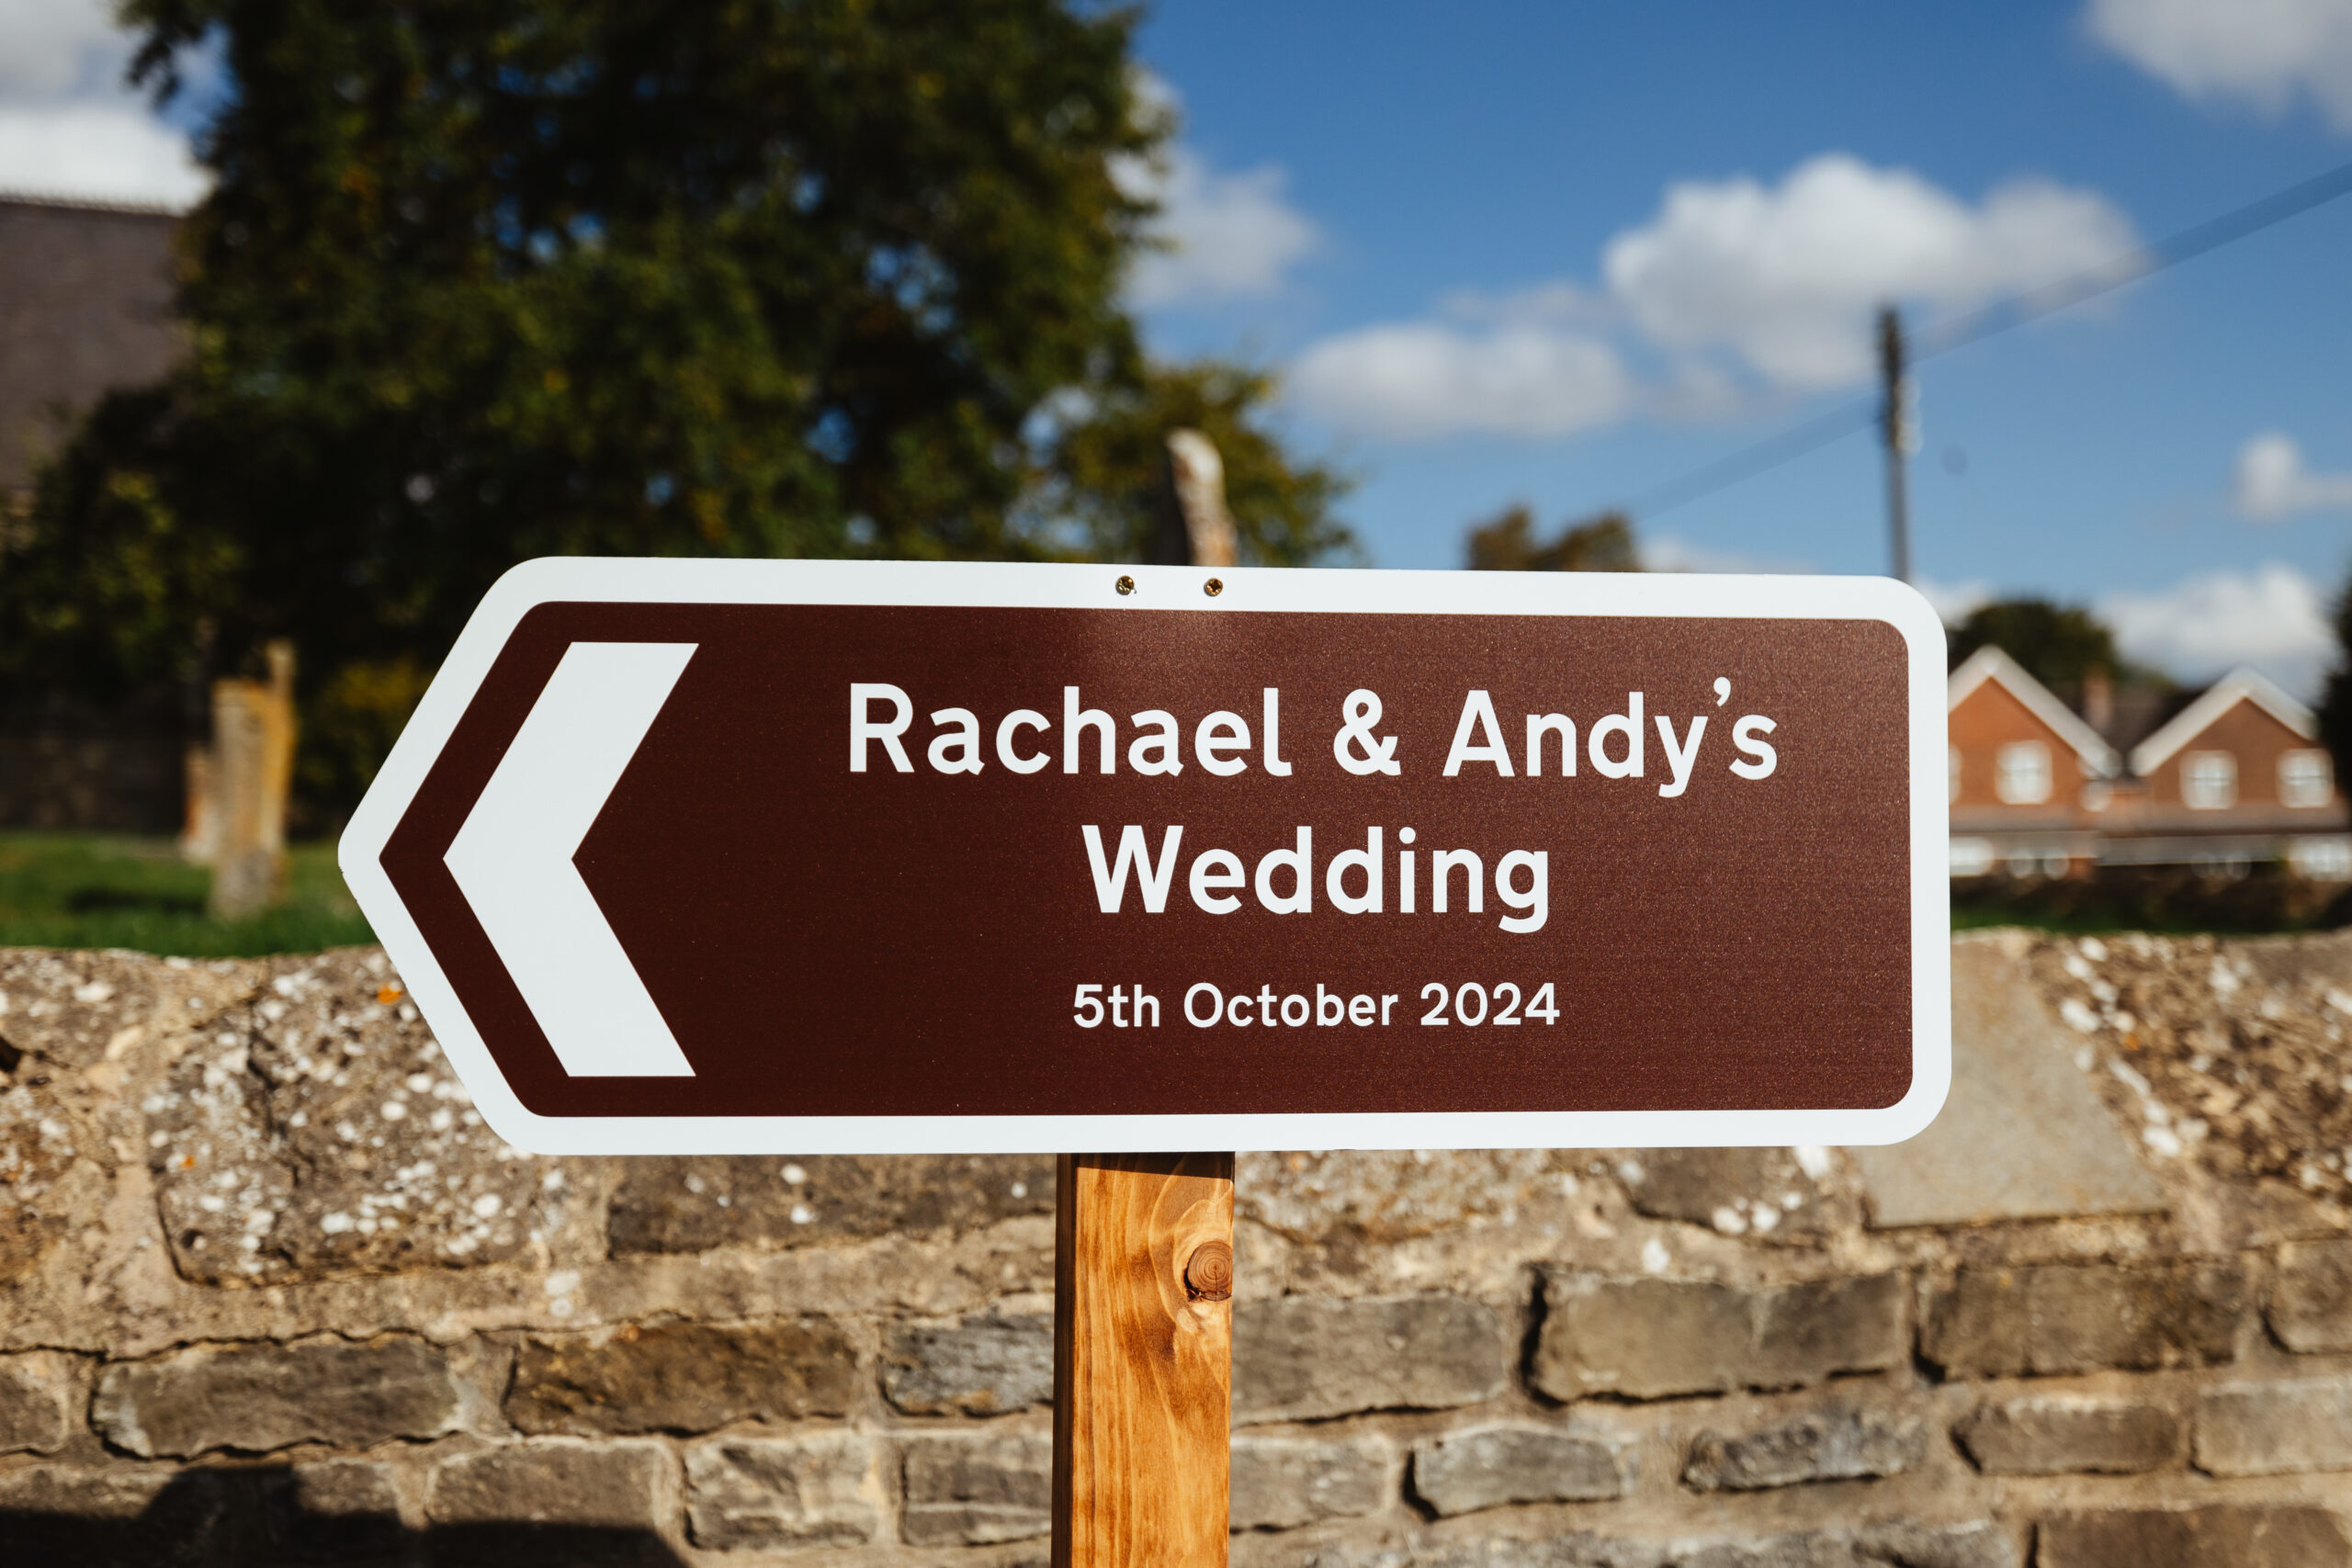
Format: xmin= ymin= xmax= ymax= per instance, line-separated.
xmin=1643 ymin=535 xmax=1815 ymax=575
xmin=0 ymin=0 xmax=208 ymax=209
xmin=2099 ymin=561 xmax=2336 ymax=696
xmin=1290 ymin=321 xmax=1630 ymax=440
xmin=0 ymin=101 xmax=207 ymax=209
xmin=1914 ymin=576 xmax=1995 ymax=624
xmin=2087 ymin=0 xmax=2352 ymax=130
xmin=1124 ymin=147 xmax=1318 ymax=308
xmin=1602 ymin=154 xmax=2137 ymax=389
xmin=2234 ymin=432 xmax=2352 ymax=521
xmin=1288 ymin=152 xmax=2136 ymax=441
xmin=0 ymin=0 xmax=129 ymax=98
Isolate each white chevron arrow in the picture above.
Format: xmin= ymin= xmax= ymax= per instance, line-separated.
xmin=444 ymin=641 xmax=699 ymax=1077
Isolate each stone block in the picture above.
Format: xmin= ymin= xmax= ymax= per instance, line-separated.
xmin=2035 ymin=1506 xmax=2352 ymax=1567
xmin=1 ymin=1077 xmax=85 ymax=1281
xmin=1305 ymin=1538 xmax=1631 ymax=1568
xmin=1919 ymin=1262 xmax=2244 ymax=1379
xmin=1238 ymin=1150 xmax=1565 ymax=1244
xmin=608 ymin=1154 xmax=1053 ymax=1254
xmin=1229 ymin=1435 xmax=1388 ymax=1531
xmin=1849 ymin=937 xmax=2165 ymax=1228
xmin=0 ymin=949 xmax=255 ymax=1068
xmin=1953 ymin=1395 xmax=2177 ymax=1475
xmin=685 ymin=1433 xmax=880 ymax=1551
xmin=1232 ymin=1295 xmax=1509 ymax=1422
xmin=1682 ymin=1404 xmax=1925 ymax=1492
xmin=900 ymin=1431 xmax=1051 ymax=1545
xmin=1847 ymin=1523 xmax=2020 ymax=1568
xmin=882 ymin=1312 xmax=1054 ymax=1416
xmin=426 ymin=1440 xmax=667 ymax=1530
xmin=1619 ymin=1148 xmax=1830 ymax=1240
xmin=260 ymin=1460 xmax=407 ymax=1562
xmin=1675 ymin=1524 xmax=2020 ymax=1568
xmin=93 ymin=1336 xmax=462 ymax=1458
xmin=1408 ymin=1425 xmax=1623 ymax=1517
xmin=0 ymin=1462 xmax=175 ymax=1520
xmin=1370 ymin=1526 xmax=2015 ymax=1568
xmin=2194 ymin=1375 xmax=2352 ymax=1475
xmin=0 ymin=1463 xmax=245 ymax=1568
xmin=1532 ymin=1273 xmax=1904 ymax=1402
xmin=506 ymin=1318 xmax=855 ymax=1435
xmin=142 ymin=950 xmax=562 ymax=1285
xmin=0 ymin=1349 xmax=79 ymax=1455
xmin=2270 ymin=1238 xmax=2352 ymax=1354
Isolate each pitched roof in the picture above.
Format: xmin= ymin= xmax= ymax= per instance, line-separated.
xmin=2128 ymin=666 xmax=2318 ymax=776
xmin=1947 ymin=645 xmax=2120 ymax=776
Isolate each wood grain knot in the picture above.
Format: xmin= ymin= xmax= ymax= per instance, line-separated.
xmin=1182 ymin=1240 xmax=1234 ymax=1301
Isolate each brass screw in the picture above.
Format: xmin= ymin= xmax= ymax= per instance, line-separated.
xmin=1115 ymin=575 xmax=1136 ymax=596
xmin=1204 ymin=578 xmax=1224 ymax=597
xmin=1183 ymin=1240 xmax=1233 ymax=1302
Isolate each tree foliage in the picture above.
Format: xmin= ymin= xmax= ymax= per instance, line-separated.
xmin=1946 ymin=599 xmax=2120 ymax=689
xmin=1465 ymin=507 xmax=1639 ymax=572
xmin=0 ymin=0 xmax=1352 ymax=769
xmin=2317 ymin=578 xmax=2352 ymax=796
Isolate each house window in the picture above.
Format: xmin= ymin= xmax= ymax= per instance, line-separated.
xmin=2280 ymin=749 xmax=2333 ymax=808
xmin=2182 ymin=750 xmax=2236 ymax=809
xmin=1995 ymin=740 xmax=2051 ymax=805
xmin=1948 ymin=745 xmax=1962 ymax=804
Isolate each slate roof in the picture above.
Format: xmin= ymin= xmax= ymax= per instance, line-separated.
xmin=0 ymin=193 xmax=186 ymax=496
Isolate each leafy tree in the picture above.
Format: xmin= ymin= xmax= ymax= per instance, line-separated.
xmin=2316 ymin=579 xmax=2352 ymax=795
xmin=1947 ymin=600 xmax=2120 ymax=689
xmin=0 ymin=0 xmax=1352 ymax=810
xmin=1465 ymin=507 xmax=1639 ymax=572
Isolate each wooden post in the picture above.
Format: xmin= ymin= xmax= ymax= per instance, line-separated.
xmin=1058 ymin=436 xmax=1237 ymax=1565
xmin=206 ymin=639 xmax=297 ymax=918
xmin=1052 ymin=1153 xmax=1235 ymax=1568
xmin=1148 ymin=430 xmax=1238 ymax=570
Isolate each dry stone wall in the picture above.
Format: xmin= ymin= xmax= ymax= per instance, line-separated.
xmin=3 ymin=931 xmax=2352 ymax=1565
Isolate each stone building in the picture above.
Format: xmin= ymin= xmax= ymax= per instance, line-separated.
xmin=0 ymin=192 xmax=192 ymax=833
xmin=0 ymin=192 xmax=182 ymax=503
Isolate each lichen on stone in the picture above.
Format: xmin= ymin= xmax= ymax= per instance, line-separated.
xmin=143 ymin=948 xmax=564 ymax=1285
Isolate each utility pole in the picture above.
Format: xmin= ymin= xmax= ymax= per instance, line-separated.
xmin=1877 ymin=305 xmax=1912 ymax=584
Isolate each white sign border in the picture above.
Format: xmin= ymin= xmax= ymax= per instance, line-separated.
xmin=341 ymin=558 xmax=1952 ymax=1156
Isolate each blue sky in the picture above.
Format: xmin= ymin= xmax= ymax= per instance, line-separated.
xmin=1125 ymin=1 xmax=2352 ymax=693
xmin=6 ymin=1 xmax=2352 ymax=691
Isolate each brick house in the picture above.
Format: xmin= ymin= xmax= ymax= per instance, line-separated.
xmin=1946 ymin=645 xmax=2117 ymax=876
xmin=2106 ymin=667 xmax=2352 ymax=878
xmin=1949 ymin=649 xmax=2352 ymax=880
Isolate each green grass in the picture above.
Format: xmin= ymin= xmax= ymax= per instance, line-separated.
xmin=1950 ymin=904 xmax=2157 ymax=937
xmin=0 ymin=832 xmax=376 ymax=956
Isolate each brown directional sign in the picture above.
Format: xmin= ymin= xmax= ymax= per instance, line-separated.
xmin=341 ymin=558 xmax=1951 ymax=1155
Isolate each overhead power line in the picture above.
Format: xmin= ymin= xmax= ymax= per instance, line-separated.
xmin=1623 ymin=157 xmax=2352 ymax=523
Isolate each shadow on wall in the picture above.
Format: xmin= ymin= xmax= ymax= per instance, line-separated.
xmin=0 ymin=1467 xmax=689 ymax=1568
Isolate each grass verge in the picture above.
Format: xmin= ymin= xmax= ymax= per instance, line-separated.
xmin=0 ymin=832 xmax=375 ymax=957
